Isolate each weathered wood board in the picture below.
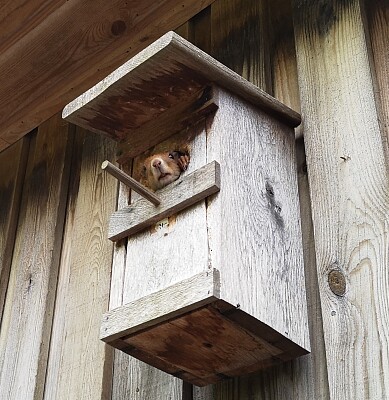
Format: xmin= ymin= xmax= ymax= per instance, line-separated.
xmin=63 ymin=31 xmax=301 ymax=155
xmin=293 ymin=1 xmax=389 ymax=399
xmin=102 ymin=267 xmax=308 ymax=386
xmin=206 ymin=88 xmax=309 ymax=352
xmin=0 ymin=114 xmax=73 ymax=400
xmin=0 ymin=138 xmax=29 ymax=320
xmin=62 ymin=25 xmax=309 ymax=391
xmin=367 ymin=0 xmax=389 ymax=143
xmin=0 ymin=0 xmax=217 ymax=151
xmin=102 ymin=270 xmax=219 ymax=342
xmin=210 ymin=0 xmax=271 ymax=91
xmin=43 ymin=129 xmax=117 ymax=400
xmin=108 ymin=161 xmax=220 ymax=241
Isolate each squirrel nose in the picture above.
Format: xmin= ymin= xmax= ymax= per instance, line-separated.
xmin=152 ymin=159 xmax=161 ymax=168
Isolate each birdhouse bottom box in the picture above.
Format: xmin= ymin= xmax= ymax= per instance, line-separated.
xmin=100 ymin=269 xmax=309 ymax=386
xmin=63 ymin=32 xmax=310 ymax=386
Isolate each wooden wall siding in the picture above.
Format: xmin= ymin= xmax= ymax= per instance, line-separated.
xmin=0 ymin=114 xmax=73 ymax=400
xmin=293 ymin=1 xmax=389 ymax=400
xmin=0 ymin=0 xmax=217 ymax=153
xmin=270 ymin=0 xmax=330 ymax=398
xmin=43 ymin=129 xmax=117 ymax=400
xmin=210 ymin=0 xmax=271 ymax=91
xmin=366 ymin=0 xmax=389 ymax=146
xmin=0 ymin=138 xmax=29 ymax=321
xmin=106 ymin=3 xmax=327 ymax=399
xmin=176 ymin=3 xmax=328 ymax=399
xmin=1 ymin=1 xmax=387 ymax=399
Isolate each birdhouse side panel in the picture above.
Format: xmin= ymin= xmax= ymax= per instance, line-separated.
xmin=206 ymin=88 xmax=309 ymax=351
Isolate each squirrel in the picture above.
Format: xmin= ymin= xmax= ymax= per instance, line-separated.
xmin=140 ymin=150 xmax=190 ymax=191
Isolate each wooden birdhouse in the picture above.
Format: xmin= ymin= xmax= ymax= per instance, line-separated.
xmin=63 ymin=32 xmax=310 ymax=386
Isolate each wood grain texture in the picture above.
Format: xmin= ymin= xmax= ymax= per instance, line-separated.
xmin=0 ymin=0 xmax=216 ymax=150
xmin=105 ymin=294 xmax=310 ymax=388
xmin=0 ymin=0 xmax=66 ymax=54
xmin=102 ymin=160 xmax=161 ymax=206
xmin=270 ymin=0 xmax=302 ymax=138
xmin=210 ymin=0 xmax=271 ymax=91
xmin=206 ymin=88 xmax=310 ymax=352
xmin=293 ymin=1 xmax=389 ymax=398
xmin=224 ymin=2 xmax=329 ymax=398
xmin=123 ymin=124 xmax=209 ymax=304
xmin=109 ymin=161 xmax=132 ymax=400
xmin=101 ymin=270 xmax=219 ymax=342
xmin=112 ymin=118 xmax=210 ymax=399
xmin=0 ymin=114 xmax=73 ymax=400
xmin=217 ymin=142 xmax=330 ymax=400
xmin=0 ymin=138 xmax=29 ymax=321
xmin=123 ymin=306 xmax=283 ymax=385
xmin=109 ymin=160 xmax=220 ymax=241
xmin=43 ymin=129 xmax=117 ymax=400
xmin=63 ymin=31 xmax=301 ymax=137
xmin=366 ymin=0 xmax=389 ymax=145
xmin=116 ymin=86 xmax=218 ymax=161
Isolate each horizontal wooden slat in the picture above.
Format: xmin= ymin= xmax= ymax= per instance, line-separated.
xmin=0 ymin=0 xmax=216 ymax=151
xmin=108 ymin=160 xmax=220 ymax=241
xmin=101 ymin=270 xmax=220 ymax=342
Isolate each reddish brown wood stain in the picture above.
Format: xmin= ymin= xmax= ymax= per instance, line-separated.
xmin=87 ymin=63 xmax=207 ymax=142
xmin=120 ymin=306 xmax=287 ymax=384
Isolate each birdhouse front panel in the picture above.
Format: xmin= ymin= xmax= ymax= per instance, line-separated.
xmin=122 ymin=123 xmax=211 ymax=304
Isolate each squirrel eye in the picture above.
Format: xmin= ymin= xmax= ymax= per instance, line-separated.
xmin=168 ymin=153 xmax=174 ymax=159
xmin=142 ymin=165 xmax=146 ymax=171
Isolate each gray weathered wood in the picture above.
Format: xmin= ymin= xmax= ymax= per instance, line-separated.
xmin=367 ymin=0 xmax=389 ymax=144
xmin=0 ymin=138 xmax=29 ymax=321
xmin=117 ymin=117 xmax=210 ymax=398
xmin=206 ymin=88 xmax=310 ymax=352
xmin=101 ymin=270 xmax=220 ymax=342
xmin=43 ymin=129 xmax=117 ymax=400
xmin=103 ymin=84 xmax=309 ymax=387
xmin=0 ymin=114 xmax=73 ymax=400
xmin=102 ymin=160 xmax=161 ymax=206
xmin=293 ymin=1 xmax=389 ymax=399
xmin=108 ymin=160 xmax=220 ymax=241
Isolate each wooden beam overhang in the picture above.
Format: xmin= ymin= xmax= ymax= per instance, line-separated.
xmin=0 ymin=0 xmax=216 ymax=152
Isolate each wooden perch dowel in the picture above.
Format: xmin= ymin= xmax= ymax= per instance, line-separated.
xmin=101 ymin=161 xmax=161 ymax=206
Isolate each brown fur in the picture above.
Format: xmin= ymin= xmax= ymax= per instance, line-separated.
xmin=140 ymin=151 xmax=190 ymax=191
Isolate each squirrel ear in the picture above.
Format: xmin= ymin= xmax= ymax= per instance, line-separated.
xmin=170 ymin=150 xmax=185 ymax=161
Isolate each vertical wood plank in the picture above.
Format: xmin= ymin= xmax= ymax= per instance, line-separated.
xmin=293 ymin=1 xmax=389 ymax=399
xmin=210 ymin=0 xmax=271 ymax=91
xmin=0 ymin=114 xmax=73 ymax=400
xmin=110 ymin=162 xmax=132 ymax=400
xmin=43 ymin=129 xmax=117 ymax=400
xmin=0 ymin=137 xmax=29 ymax=320
xmin=366 ymin=0 xmax=389 ymax=144
xmin=214 ymin=1 xmax=331 ymax=398
xmin=123 ymin=125 xmax=208 ymax=302
xmin=197 ymin=5 xmax=314 ymax=400
xmin=207 ymin=87 xmax=309 ymax=350
xmin=270 ymin=0 xmax=302 ymax=138
xmin=247 ymin=0 xmax=330 ymax=398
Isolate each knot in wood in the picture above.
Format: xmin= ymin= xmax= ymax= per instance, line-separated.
xmin=111 ymin=20 xmax=127 ymax=36
xmin=328 ymin=270 xmax=346 ymax=296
